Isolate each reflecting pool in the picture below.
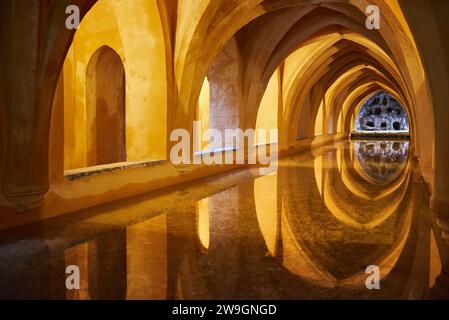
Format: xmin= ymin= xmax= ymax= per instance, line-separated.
xmin=0 ymin=140 xmax=446 ymax=299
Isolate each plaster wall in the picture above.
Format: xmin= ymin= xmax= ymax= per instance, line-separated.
xmin=63 ymin=0 xmax=167 ymax=171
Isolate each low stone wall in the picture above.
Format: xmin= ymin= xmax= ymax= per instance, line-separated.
xmin=350 ymin=131 xmax=411 ymax=140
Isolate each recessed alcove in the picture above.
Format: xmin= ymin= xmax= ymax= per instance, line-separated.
xmin=352 ymin=92 xmax=410 ymax=139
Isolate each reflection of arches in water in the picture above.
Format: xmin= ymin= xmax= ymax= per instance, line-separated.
xmin=190 ymin=186 xmax=242 ymax=299
xmin=337 ymin=144 xmax=411 ymax=201
xmin=87 ymin=231 xmax=127 ymax=300
xmin=277 ymin=144 xmax=415 ymax=287
xmin=86 ymin=45 xmax=126 ymax=166
xmin=280 ymin=194 xmax=415 ymax=288
xmin=353 ymin=141 xmax=409 ymax=183
xmin=167 ymin=148 xmax=429 ymax=297
xmin=322 ymin=162 xmax=411 ymax=229
xmin=312 ymin=148 xmax=412 ymax=230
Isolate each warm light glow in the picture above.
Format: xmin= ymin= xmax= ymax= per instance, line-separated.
xmin=255 ymin=70 xmax=279 ymax=145
xmin=198 ymin=77 xmax=211 ymax=150
xmin=314 ymin=155 xmax=323 ymax=196
xmin=62 ymin=0 xmax=167 ymax=171
xmin=1 ymin=0 xmax=445 ymax=301
xmin=314 ymin=100 xmax=325 ymax=136
xmin=196 ymin=198 xmax=210 ymax=250
xmin=254 ymin=174 xmax=278 ymax=257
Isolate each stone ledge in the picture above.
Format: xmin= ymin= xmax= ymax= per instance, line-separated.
xmin=350 ymin=131 xmax=411 ymax=140
xmin=64 ymin=159 xmax=167 ymax=181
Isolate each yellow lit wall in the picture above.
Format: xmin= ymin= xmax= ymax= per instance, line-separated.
xmin=255 ymin=70 xmax=279 ymax=145
xmin=314 ymin=100 xmax=325 ymax=136
xmin=63 ymin=0 xmax=167 ymax=170
xmin=337 ymin=111 xmax=343 ymax=133
xmin=314 ymin=155 xmax=324 ymax=196
xmin=197 ymin=78 xmax=211 ymax=150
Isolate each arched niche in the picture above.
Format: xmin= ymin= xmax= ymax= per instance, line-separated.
xmin=86 ymin=46 xmax=126 ymax=166
xmin=354 ymin=92 xmax=410 ymax=133
xmin=59 ymin=0 xmax=169 ymax=172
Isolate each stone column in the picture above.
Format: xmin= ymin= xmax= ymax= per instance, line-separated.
xmin=400 ymin=0 xmax=449 ymax=299
xmin=0 ymin=0 xmax=95 ymax=211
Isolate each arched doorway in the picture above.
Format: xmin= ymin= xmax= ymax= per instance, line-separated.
xmin=86 ymin=46 xmax=126 ymax=166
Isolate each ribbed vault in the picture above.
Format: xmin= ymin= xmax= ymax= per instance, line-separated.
xmin=1 ymin=0 xmax=448 ymax=224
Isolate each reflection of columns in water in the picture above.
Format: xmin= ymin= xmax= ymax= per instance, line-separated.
xmin=429 ymin=211 xmax=449 ymax=298
xmin=65 ymin=243 xmax=91 ymax=300
xmin=276 ymin=143 xmax=434 ymax=296
xmin=254 ymin=172 xmax=279 ymax=257
xmin=184 ymin=180 xmax=283 ymax=299
xmin=206 ymin=186 xmax=242 ymax=299
xmin=196 ymin=199 xmax=210 ymax=250
xmin=166 ymin=189 xmax=243 ymax=300
xmin=0 ymin=243 xmax=66 ymax=299
xmin=237 ymin=180 xmax=281 ymax=299
xmin=280 ymin=154 xmax=336 ymax=286
xmin=87 ymin=229 xmax=127 ymax=300
xmin=64 ymin=218 xmax=169 ymax=300
xmin=126 ymin=214 xmax=167 ymax=299
xmin=166 ymin=203 xmax=204 ymax=300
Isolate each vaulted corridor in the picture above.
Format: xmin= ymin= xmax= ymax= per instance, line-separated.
xmin=1 ymin=0 xmax=449 ymax=300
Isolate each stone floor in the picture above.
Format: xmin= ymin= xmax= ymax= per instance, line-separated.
xmin=0 ymin=140 xmax=446 ymax=300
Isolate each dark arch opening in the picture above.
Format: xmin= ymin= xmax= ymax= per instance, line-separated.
xmin=86 ymin=46 xmax=126 ymax=166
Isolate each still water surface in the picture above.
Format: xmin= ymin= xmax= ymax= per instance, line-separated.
xmin=0 ymin=140 xmax=443 ymax=299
